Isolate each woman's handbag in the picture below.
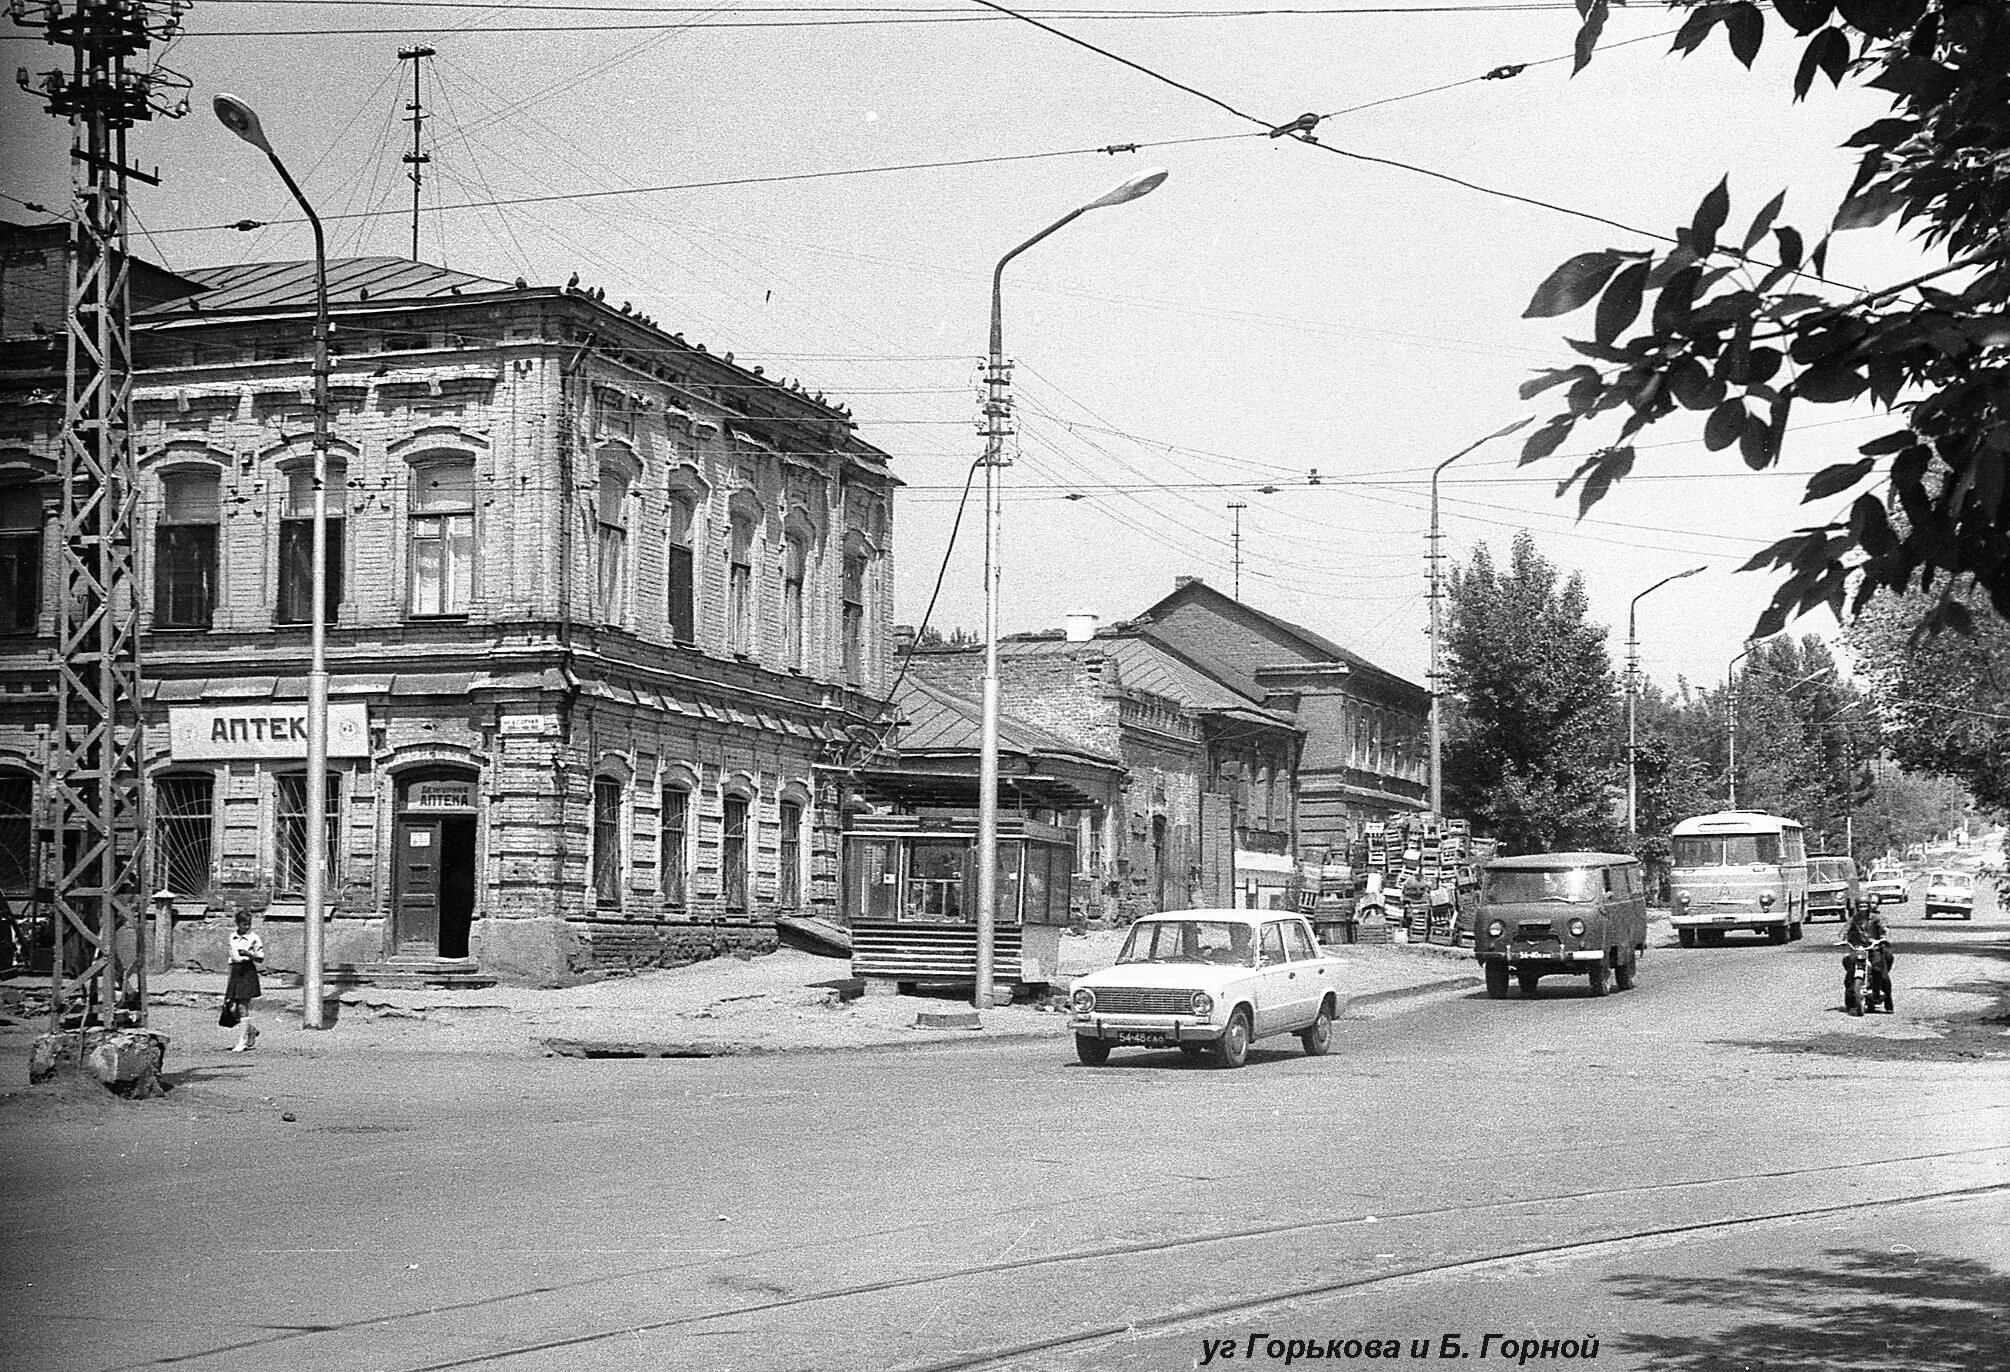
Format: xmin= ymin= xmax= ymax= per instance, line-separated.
xmin=218 ymin=999 xmax=240 ymax=1029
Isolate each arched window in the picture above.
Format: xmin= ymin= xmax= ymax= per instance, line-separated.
xmin=841 ymin=549 xmax=867 ymax=682
xmin=782 ymin=536 xmax=807 ymax=671
xmin=156 ymin=470 xmax=221 ymax=629
xmin=596 ymin=464 xmax=629 ymax=623
xmin=727 ymin=518 xmax=754 ymax=655
xmin=154 ymin=773 xmax=216 ymax=896
xmin=778 ymin=798 xmax=804 ymax=909
xmin=721 ymin=793 xmax=750 ymax=911
xmin=408 ymin=457 xmax=475 ymax=616
xmin=660 ymin=782 xmax=690 ymax=907
xmin=666 ymin=496 xmax=696 ymax=645
xmin=277 ymin=461 xmax=346 ymax=625
xmin=0 ymin=485 xmax=42 ymax=635
xmin=591 ymin=775 xmax=624 ymax=908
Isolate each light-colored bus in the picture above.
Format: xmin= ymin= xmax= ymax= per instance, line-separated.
xmin=1669 ymin=811 xmax=1808 ymax=947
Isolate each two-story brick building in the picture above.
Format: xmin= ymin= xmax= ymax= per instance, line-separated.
xmin=0 ymin=230 xmax=897 ymax=982
xmin=1124 ymin=578 xmax=1430 ymax=860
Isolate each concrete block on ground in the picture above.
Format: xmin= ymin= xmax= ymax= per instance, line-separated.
xmin=914 ymin=1009 xmax=982 ymax=1031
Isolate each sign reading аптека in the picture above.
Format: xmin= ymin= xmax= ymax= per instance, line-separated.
xmin=169 ymin=703 xmax=370 ymax=760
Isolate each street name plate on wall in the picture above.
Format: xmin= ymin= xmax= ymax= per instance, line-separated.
xmin=169 ymin=702 xmax=370 ymax=760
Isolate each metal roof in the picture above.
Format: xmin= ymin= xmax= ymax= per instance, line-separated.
xmin=889 ymin=675 xmax=1117 ymax=767
xmin=142 ymin=257 xmax=519 ymax=314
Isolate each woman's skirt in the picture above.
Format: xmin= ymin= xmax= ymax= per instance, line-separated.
xmin=224 ymin=961 xmax=262 ymax=1004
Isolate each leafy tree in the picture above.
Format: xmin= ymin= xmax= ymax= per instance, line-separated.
xmin=1444 ymin=532 xmax=1622 ymax=852
xmin=1522 ymin=1 xmax=2010 ymax=638
xmin=1725 ymin=635 xmax=1874 ymax=851
xmin=1847 ymin=587 xmax=2010 ymax=809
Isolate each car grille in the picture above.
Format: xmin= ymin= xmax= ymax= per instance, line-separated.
xmin=1092 ymin=988 xmax=1194 ymax=1015
xmin=1512 ymin=922 xmax=1554 ymax=940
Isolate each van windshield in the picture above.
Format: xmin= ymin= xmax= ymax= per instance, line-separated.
xmin=1673 ymin=834 xmax=1782 ymax=868
xmin=1485 ymin=868 xmax=1598 ymax=904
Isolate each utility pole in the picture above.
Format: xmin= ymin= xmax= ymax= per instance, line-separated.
xmin=14 ymin=0 xmax=189 ymax=1028
xmin=399 ymin=44 xmax=435 ymax=261
xmin=1227 ymin=500 xmax=1246 ymax=601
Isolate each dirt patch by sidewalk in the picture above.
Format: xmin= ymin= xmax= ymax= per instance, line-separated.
xmin=1 ymin=934 xmax=1477 ymax=1072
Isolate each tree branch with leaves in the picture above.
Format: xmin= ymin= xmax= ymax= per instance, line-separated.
xmin=1520 ymin=0 xmax=2009 ymax=638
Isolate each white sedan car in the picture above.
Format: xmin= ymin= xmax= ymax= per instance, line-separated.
xmin=1067 ymin=910 xmax=1346 ymax=1068
xmin=1923 ymin=868 xmax=1976 ymax=920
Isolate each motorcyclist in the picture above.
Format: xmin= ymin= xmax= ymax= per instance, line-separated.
xmin=1841 ymin=900 xmax=1894 ymax=1013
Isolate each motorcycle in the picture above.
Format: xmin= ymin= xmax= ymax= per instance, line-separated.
xmin=1841 ymin=934 xmax=1892 ymax=1017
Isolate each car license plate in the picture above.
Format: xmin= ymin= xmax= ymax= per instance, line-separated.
xmin=1114 ymin=1032 xmax=1171 ymax=1047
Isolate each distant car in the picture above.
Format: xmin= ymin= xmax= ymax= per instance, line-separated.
xmin=1923 ymin=868 xmax=1975 ymax=920
xmin=1805 ymin=856 xmax=1862 ymax=922
xmin=1067 ymin=910 xmax=1345 ymax=1068
xmin=1865 ymin=864 xmax=1911 ymax=905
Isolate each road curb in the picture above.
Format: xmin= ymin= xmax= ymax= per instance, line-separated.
xmin=1350 ymin=974 xmax=1482 ymax=1007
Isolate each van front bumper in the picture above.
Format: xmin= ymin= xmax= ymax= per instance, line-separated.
xmin=1476 ymin=948 xmax=1604 ymax=972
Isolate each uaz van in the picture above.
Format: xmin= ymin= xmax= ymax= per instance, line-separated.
xmin=1805 ymin=855 xmax=1861 ymax=922
xmin=1473 ymin=852 xmax=1648 ymax=999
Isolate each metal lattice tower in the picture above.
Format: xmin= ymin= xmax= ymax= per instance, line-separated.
xmin=13 ymin=0 xmax=188 ymax=1027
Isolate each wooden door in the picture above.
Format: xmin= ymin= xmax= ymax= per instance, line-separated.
xmin=394 ymin=819 xmax=442 ymax=954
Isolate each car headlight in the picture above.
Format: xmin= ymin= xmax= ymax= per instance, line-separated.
xmin=1190 ymin=991 xmax=1214 ymax=1018
xmin=1678 ymin=892 xmax=1692 ymax=907
xmin=1486 ymin=919 xmax=1505 ymax=938
xmin=1567 ymin=917 xmax=1586 ymax=937
xmin=1759 ymin=893 xmax=1775 ymax=909
xmin=1070 ymin=987 xmax=1096 ymax=1014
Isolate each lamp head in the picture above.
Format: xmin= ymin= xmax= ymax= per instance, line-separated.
xmin=1085 ymin=167 xmax=1169 ymax=210
xmin=213 ymin=94 xmax=272 ymax=154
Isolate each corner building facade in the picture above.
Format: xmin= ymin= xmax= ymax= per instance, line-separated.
xmin=0 ymin=245 xmax=896 ymax=982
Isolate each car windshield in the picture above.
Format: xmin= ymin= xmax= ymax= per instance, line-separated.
xmin=1484 ymin=868 xmax=1599 ymax=904
xmin=1116 ymin=919 xmax=1255 ymax=967
xmin=1811 ymin=860 xmax=1853 ymax=882
xmin=1932 ymin=872 xmax=1972 ymax=889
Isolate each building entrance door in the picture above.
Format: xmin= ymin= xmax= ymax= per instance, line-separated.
xmin=392 ymin=772 xmax=479 ymax=958
xmin=393 ymin=820 xmax=441 ymax=955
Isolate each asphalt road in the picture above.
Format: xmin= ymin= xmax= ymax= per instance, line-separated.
xmin=4 ymin=897 xmax=2006 ymax=1372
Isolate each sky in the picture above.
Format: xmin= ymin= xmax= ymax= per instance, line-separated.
xmin=1 ymin=0 xmax=1934 ymax=695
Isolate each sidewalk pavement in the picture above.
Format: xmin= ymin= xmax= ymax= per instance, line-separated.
xmin=1 ymin=930 xmax=1482 ymax=1071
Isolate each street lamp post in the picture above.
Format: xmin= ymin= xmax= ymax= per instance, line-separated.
xmin=976 ymin=168 xmax=1168 ymax=1011
xmin=1427 ymin=415 xmax=1533 ymax=817
xmin=1723 ymin=640 xmax=1771 ymax=809
xmin=215 ymin=95 xmax=331 ymax=1030
xmin=1625 ymin=565 xmax=1706 ymax=835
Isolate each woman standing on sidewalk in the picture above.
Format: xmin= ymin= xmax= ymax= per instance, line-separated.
xmin=225 ymin=911 xmax=265 ymax=1051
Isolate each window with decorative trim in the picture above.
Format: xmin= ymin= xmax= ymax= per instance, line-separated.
xmin=782 ymin=537 xmax=807 ymax=671
xmin=596 ymin=464 xmax=629 ymax=623
xmin=666 ymin=497 xmax=696 ymax=645
xmin=661 ymin=784 xmax=689 ymax=907
xmin=721 ymin=795 xmax=749 ymax=911
xmin=592 ymin=776 xmax=623 ymax=907
xmin=408 ymin=457 xmax=476 ymax=616
xmin=778 ymin=799 xmax=803 ymax=909
xmin=841 ymin=549 xmax=867 ymax=682
xmin=727 ymin=519 xmax=754 ymax=655
xmin=155 ymin=470 xmax=221 ymax=629
xmin=0 ymin=486 xmax=42 ymax=635
xmin=277 ymin=463 xmax=346 ymax=625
